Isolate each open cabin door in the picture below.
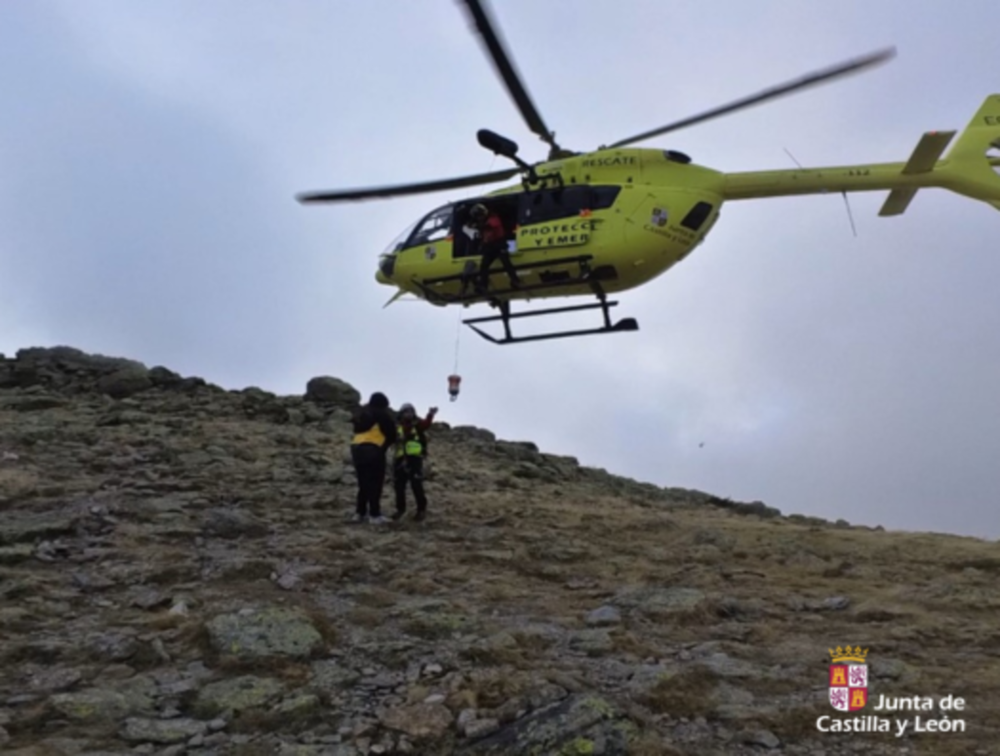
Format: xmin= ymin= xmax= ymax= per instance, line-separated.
xmin=450 ymin=196 xmax=520 ymax=260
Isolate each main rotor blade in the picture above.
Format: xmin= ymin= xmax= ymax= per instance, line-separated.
xmin=296 ymin=167 xmax=520 ymax=203
xmin=606 ymin=47 xmax=896 ymax=149
xmin=458 ymin=0 xmax=559 ymax=153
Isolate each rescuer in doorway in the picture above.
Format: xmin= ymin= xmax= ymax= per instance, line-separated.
xmin=392 ymin=403 xmax=438 ymax=521
xmin=350 ymin=391 xmax=397 ymax=524
xmin=469 ymin=203 xmax=521 ymax=293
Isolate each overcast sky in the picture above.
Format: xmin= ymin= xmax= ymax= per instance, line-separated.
xmin=2 ymin=1 xmax=998 ymax=539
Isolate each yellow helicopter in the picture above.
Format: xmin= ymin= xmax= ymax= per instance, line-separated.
xmin=298 ymin=0 xmax=1000 ymax=345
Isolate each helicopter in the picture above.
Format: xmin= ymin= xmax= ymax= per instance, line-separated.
xmin=298 ymin=0 xmax=1000 ymax=345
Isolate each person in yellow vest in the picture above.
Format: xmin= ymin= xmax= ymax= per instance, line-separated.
xmin=350 ymin=392 xmax=397 ymax=523
xmin=391 ymin=403 xmax=437 ymax=521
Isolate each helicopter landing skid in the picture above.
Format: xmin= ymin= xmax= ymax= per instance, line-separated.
xmin=462 ymin=294 xmax=639 ymax=345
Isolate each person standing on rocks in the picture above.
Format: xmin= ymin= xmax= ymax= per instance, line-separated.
xmin=391 ymin=403 xmax=437 ymax=521
xmin=350 ymin=391 xmax=397 ymax=524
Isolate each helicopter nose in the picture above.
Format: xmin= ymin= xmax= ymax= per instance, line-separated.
xmin=376 ymin=253 xmax=395 ymax=284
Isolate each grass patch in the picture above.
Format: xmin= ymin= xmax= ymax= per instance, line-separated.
xmin=176 ymin=618 xmax=212 ymax=657
xmin=386 ymin=575 xmax=440 ymax=596
xmin=463 ymin=667 xmax=535 ymax=709
xmin=949 ymin=557 xmax=1000 ymax=573
xmin=4 ymin=700 xmax=50 ymax=738
xmin=345 ymin=606 xmax=383 ymax=629
xmin=460 ymin=644 xmax=524 ymax=667
xmin=611 ymin=631 xmax=662 ymax=660
xmin=143 ymin=611 xmax=189 ymax=631
xmin=348 ymin=586 xmax=399 ymax=609
xmin=510 ymin=629 xmax=558 ymax=652
xmin=402 ymin=612 xmax=473 ymax=640
xmin=637 ymin=667 xmax=720 ymax=719
xmin=627 ymin=732 xmax=683 ymax=756
xmin=302 ymin=606 xmax=339 ymax=647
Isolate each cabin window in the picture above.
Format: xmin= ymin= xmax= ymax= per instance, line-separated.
xmin=405 ymin=205 xmax=453 ymax=248
xmin=591 ymin=186 xmax=620 ymax=210
xmin=680 ymin=201 xmax=713 ymax=231
xmin=518 ymin=185 xmax=620 ymax=225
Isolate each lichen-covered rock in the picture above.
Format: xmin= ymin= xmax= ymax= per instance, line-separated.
xmin=119 ymin=716 xmax=208 ymax=744
xmin=86 ymin=631 xmax=140 ymax=663
xmin=568 ymin=629 xmax=614 ymax=657
xmin=0 ymin=511 xmax=78 ymax=546
xmin=377 ymin=702 xmax=454 ymax=741
xmin=870 ymin=656 xmax=920 ymax=684
xmin=25 ymin=666 xmax=83 ymax=694
xmin=192 ymin=675 xmax=284 ymax=717
xmin=697 ymin=652 xmax=762 ymax=679
xmin=205 ymin=607 xmax=325 ymax=660
xmin=49 ymin=687 xmax=151 ymax=723
xmin=585 ymin=606 xmax=621 ymax=627
xmin=272 ymin=693 xmax=321 ymax=723
xmin=308 ymin=660 xmax=361 ymax=698
xmin=0 ymin=543 xmax=34 ymax=564
xmin=201 ymin=507 xmax=269 ymax=539
xmin=613 ymin=586 xmax=707 ymax=618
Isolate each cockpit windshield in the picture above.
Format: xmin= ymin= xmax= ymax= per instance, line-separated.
xmin=406 ymin=205 xmax=453 ymax=248
xmin=382 ymin=219 xmax=418 ymax=257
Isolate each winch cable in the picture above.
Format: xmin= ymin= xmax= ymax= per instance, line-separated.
xmin=453 ymin=307 xmax=462 ymax=376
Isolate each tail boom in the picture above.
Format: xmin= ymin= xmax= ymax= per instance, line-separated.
xmin=721 ymin=94 xmax=1000 ymax=215
xmin=721 ymin=161 xmax=937 ymax=202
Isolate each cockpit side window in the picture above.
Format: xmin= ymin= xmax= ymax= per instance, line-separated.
xmin=406 ymin=205 xmax=453 ymax=248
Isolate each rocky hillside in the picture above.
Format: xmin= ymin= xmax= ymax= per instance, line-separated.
xmin=1 ymin=346 xmax=997 ymax=756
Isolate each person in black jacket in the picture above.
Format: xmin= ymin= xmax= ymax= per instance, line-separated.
xmin=350 ymin=392 xmax=397 ymax=523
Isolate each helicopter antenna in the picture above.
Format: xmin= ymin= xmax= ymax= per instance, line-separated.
xmin=842 ymin=192 xmax=858 ymax=237
xmin=783 ymin=148 xmax=803 ymax=168
xmin=785 ymin=147 xmax=856 ymax=236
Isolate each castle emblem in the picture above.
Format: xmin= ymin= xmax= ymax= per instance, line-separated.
xmin=829 ymin=645 xmax=869 ymax=711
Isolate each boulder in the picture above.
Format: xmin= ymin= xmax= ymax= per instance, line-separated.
xmin=304 ymin=376 xmax=361 ymax=407
xmin=97 ymin=367 xmax=152 ymax=399
xmin=205 ymin=607 xmax=325 ymax=661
